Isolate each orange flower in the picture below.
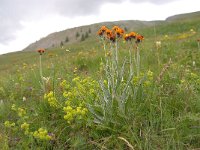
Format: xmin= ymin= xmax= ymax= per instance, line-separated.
xmin=37 ymin=48 xmax=45 ymax=55
xmin=106 ymin=29 xmax=112 ymax=37
xmin=116 ymin=28 xmax=124 ymax=38
xmin=112 ymin=26 xmax=124 ymax=38
xmin=97 ymin=30 xmax=103 ymax=36
xmin=97 ymin=26 xmax=108 ymax=36
xmin=124 ymin=34 xmax=131 ymax=41
xmin=107 ymin=32 xmax=116 ymax=42
xmin=136 ymin=35 xmax=144 ymax=43
xmin=112 ymin=26 xmax=120 ymax=32
xmin=129 ymin=32 xmax=137 ymax=39
xmin=100 ymin=26 xmax=107 ymax=32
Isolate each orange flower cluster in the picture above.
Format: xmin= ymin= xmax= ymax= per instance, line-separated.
xmin=136 ymin=35 xmax=144 ymax=43
xmin=37 ymin=48 xmax=45 ymax=55
xmin=97 ymin=26 xmax=124 ymax=42
xmin=112 ymin=26 xmax=124 ymax=38
xmin=97 ymin=26 xmax=107 ymax=36
xmin=124 ymin=32 xmax=144 ymax=43
xmin=97 ymin=25 xmax=144 ymax=43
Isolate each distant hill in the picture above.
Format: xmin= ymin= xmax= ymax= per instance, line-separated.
xmin=166 ymin=11 xmax=200 ymax=22
xmin=23 ymin=11 xmax=200 ymax=51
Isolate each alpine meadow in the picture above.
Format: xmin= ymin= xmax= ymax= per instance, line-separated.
xmin=0 ymin=11 xmax=200 ymax=149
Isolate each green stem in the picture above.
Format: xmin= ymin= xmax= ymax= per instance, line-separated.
xmin=129 ymin=47 xmax=133 ymax=75
xmin=157 ymin=47 xmax=161 ymax=69
xmin=39 ymin=55 xmax=45 ymax=92
xmin=136 ymin=46 xmax=140 ymax=76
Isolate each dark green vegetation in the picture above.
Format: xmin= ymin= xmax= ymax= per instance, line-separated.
xmin=0 ymin=12 xmax=200 ymax=149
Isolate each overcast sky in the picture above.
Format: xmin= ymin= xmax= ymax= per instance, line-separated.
xmin=0 ymin=0 xmax=199 ymax=54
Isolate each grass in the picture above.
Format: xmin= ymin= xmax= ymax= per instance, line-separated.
xmin=0 ymin=17 xmax=200 ymax=150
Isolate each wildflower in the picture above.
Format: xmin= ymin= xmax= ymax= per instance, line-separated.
xmin=11 ymin=104 xmax=17 ymax=111
xmin=18 ymin=108 xmax=26 ymax=117
xmin=124 ymin=34 xmax=131 ymax=41
xmin=106 ymin=29 xmax=112 ymax=37
xmin=147 ymin=70 xmax=153 ymax=81
xmin=4 ymin=121 xmax=15 ymax=128
xmin=193 ymin=61 xmax=196 ymax=66
xmin=21 ymin=122 xmax=30 ymax=130
xmin=136 ymin=35 xmax=144 ymax=43
xmin=42 ymin=76 xmax=50 ymax=84
xmin=37 ymin=48 xmax=45 ymax=55
xmin=155 ymin=41 xmax=161 ymax=49
xmin=112 ymin=26 xmax=120 ymax=32
xmin=21 ymin=122 xmax=30 ymax=135
xmin=44 ymin=91 xmax=59 ymax=108
xmin=129 ymin=32 xmax=137 ymax=39
xmin=112 ymin=26 xmax=124 ymax=38
xmin=97 ymin=26 xmax=108 ymax=36
xmin=22 ymin=96 xmax=27 ymax=102
xmin=33 ymin=128 xmax=52 ymax=140
xmin=73 ymin=67 xmax=78 ymax=74
xmin=100 ymin=26 xmax=107 ymax=32
xmin=107 ymin=33 xmax=116 ymax=42
xmin=124 ymin=32 xmax=137 ymax=41
xmin=164 ymin=35 xmax=169 ymax=39
xmin=63 ymin=106 xmax=73 ymax=112
xmin=66 ymin=49 xmax=70 ymax=52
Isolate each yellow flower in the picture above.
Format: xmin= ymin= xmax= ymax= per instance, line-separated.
xmin=33 ymin=128 xmax=52 ymax=140
xmin=64 ymin=113 xmax=73 ymax=120
xmin=4 ymin=121 xmax=15 ymax=128
xmin=11 ymin=104 xmax=16 ymax=111
xmin=21 ymin=122 xmax=30 ymax=130
xmin=63 ymin=106 xmax=73 ymax=112
xmin=18 ymin=108 xmax=26 ymax=117
xmin=44 ymin=91 xmax=59 ymax=108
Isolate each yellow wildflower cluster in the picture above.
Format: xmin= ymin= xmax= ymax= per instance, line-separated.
xmin=18 ymin=108 xmax=26 ymax=117
xmin=132 ymin=70 xmax=154 ymax=87
xmin=33 ymin=128 xmax=52 ymax=140
xmin=62 ymin=76 xmax=98 ymax=101
xmin=11 ymin=104 xmax=26 ymax=117
xmin=11 ymin=104 xmax=17 ymax=111
xmin=44 ymin=91 xmax=59 ymax=108
xmin=63 ymin=105 xmax=88 ymax=124
xmin=21 ymin=122 xmax=30 ymax=135
xmin=61 ymin=76 xmax=99 ymax=124
xmin=60 ymin=80 xmax=70 ymax=90
xmin=4 ymin=121 xmax=15 ymax=128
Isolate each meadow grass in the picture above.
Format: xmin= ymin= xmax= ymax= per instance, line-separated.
xmin=0 ymin=19 xmax=200 ymax=149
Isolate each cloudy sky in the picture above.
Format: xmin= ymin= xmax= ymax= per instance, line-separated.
xmin=0 ymin=0 xmax=199 ymax=54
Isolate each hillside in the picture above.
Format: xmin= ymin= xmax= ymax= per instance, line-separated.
xmin=166 ymin=11 xmax=200 ymax=22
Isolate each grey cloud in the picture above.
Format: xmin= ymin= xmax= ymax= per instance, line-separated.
xmin=0 ymin=0 xmax=179 ymax=44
